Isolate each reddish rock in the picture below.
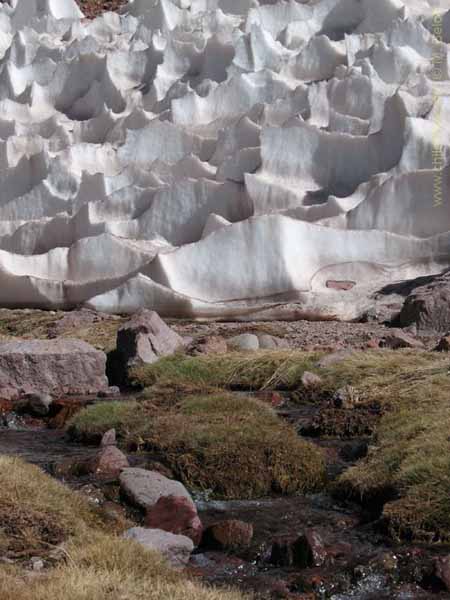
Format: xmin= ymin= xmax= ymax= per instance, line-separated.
xmin=436 ymin=555 xmax=450 ymax=591
xmin=0 ymin=339 xmax=108 ymax=397
xmin=145 ymin=495 xmax=203 ymax=546
xmin=117 ymin=309 xmax=184 ymax=369
xmin=270 ymin=392 xmax=284 ymax=407
xmin=91 ymin=445 xmax=129 ymax=479
xmin=434 ymin=335 xmax=450 ymax=352
xmin=326 ymin=280 xmax=356 ymax=291
xmin=203 ymin=519 xmax=254 ymax=551
xmin=270 ymin=530 xmax=327 ymax=568
xmin=380 ymin=329 xmax=424 ymax=349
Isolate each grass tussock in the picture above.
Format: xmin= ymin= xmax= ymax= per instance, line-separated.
xmin=68 ymin=400 xmax=143 ymax=442
xmin=130 ymin=351 xmax=323 ymax=392
xmin=0 ymin=456 xmax=102 ymax=558
xmin=70 ymin=394 xmax=326 ymax=499
xmin=337 ymin=366 xmax=450 ymax=542
xmin=0 ymin=457 xmax=251 ymax=600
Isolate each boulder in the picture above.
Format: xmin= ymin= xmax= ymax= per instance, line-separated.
xmin=0 ymin=339 xmax=108 ymax=397
xmin=227 ymin=334 xmax=259 ymax=351
xmin=123 ymin=527 xmax=194 ymax=568
xmin=119 ymin=468 xmax=193 ymax=510
xmin=399 ymin=271 xmax=450 ymax=333
xmin=145 ymin=495 xmax=203 ymax=546
xmin=90 ymin=445 xmax=129 ymax=479
xmin=203 ymin=519 xmax=253 ymax=551
xmin=380 ymin=329 xmax=424 ymax=349
xmin=116 ymin=309 xmax=184 ymax=369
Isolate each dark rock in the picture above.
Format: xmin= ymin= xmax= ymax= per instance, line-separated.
xmin=0 ymin=339 xmax=108 ymax=397
xmin=116 ymin=309 xmax=184 ymax=370
xmin=203 ymin=519 xmax=253 ymax=551
xmin=380 ymin=329 xmax=424 ymax=349
xmin=145 ymin=495 xmax=203 ymax=546
xmin=270 ymin=530 xmax=327 ymax=569
xmin=434 ymin=335 xmax=450 ymax=352
xmin=17 ymin=392 xmax=53 ymax=417
xmin=399 ymin=270 xmax=450 ymax=333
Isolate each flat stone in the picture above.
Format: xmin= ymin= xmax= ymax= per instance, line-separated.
xmin=119 ymin=468 xmax=193 ymax=510
xmin=123 ymin=527 xmax=194 ymax=568
xmin=0 ymin=339 xmax=108 ymax=396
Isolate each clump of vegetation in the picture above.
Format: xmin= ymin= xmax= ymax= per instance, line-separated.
xmin=70 ymin=394 xmax=326 ymax=499
xmin=337 ymin=364 xmax=450 ymax=542
xmin=68 ymin=400 xmax=142 ymax=443
xmin=130 ymin=351 xmax=323 ymax=392
xmin=0 ymin=456 xmax=250 ymax=600
xmin=0 ymin=456 xmax=101 ymax=559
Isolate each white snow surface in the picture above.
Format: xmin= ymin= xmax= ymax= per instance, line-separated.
xmin=0 ymin=0 xmax=449 ymax=319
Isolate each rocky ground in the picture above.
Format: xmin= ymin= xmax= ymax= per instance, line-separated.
xmin=1 ymin=306 xmax=450 ymax=599
xmin=76 ymin=0 xmax=127 ymax=18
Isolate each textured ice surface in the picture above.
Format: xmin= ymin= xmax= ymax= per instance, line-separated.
xmin=0 ymin=0 xmax=449 ymax=319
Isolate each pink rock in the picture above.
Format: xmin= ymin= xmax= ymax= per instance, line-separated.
xmin=91 ymin=445 xmax=129 ymax=479
xmin=145 ymin=495 xmax=203 ymax=546
xmin=326 ymin=280 xmax=356 ymax=291
xmin=434 ymin=335 xmax=450 ymax=352
xmin=0 ymin=339 xmax=108 ymax=397
xmin=117 ymin=309 xmax=184 ymax=368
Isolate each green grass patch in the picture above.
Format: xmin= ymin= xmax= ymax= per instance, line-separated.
xmin=336 ymin=365 xmax=450 ymax=542
xmin=127 ymin=393 xmax=326 ymax=499
xmin=69 ymin=394 xmax=326 ymax=499
xmin=68 ymin=400 xmax=142 ymax=443
xmin=130 ymin=350 xmax=323 ymax=392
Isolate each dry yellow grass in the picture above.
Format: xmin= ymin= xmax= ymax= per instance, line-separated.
xmin=0 ymin=457 xmax=251 ymax=600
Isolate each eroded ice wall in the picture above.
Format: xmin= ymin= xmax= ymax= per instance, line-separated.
xmin=0 ymin=0 xmax=449 ymax=319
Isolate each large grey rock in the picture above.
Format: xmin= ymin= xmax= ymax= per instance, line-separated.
xmin=117 ymin=309 xmax=184 ymax=368
xmin=123 ymin=527 xmax=194 ymax=568
xmin=400 ymin=271 xmax=450 ymax=333
xmin=0 ymin=339 xmax=108 ymax=397
xmin=119 ymin=468 xmax=193 ymax=510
